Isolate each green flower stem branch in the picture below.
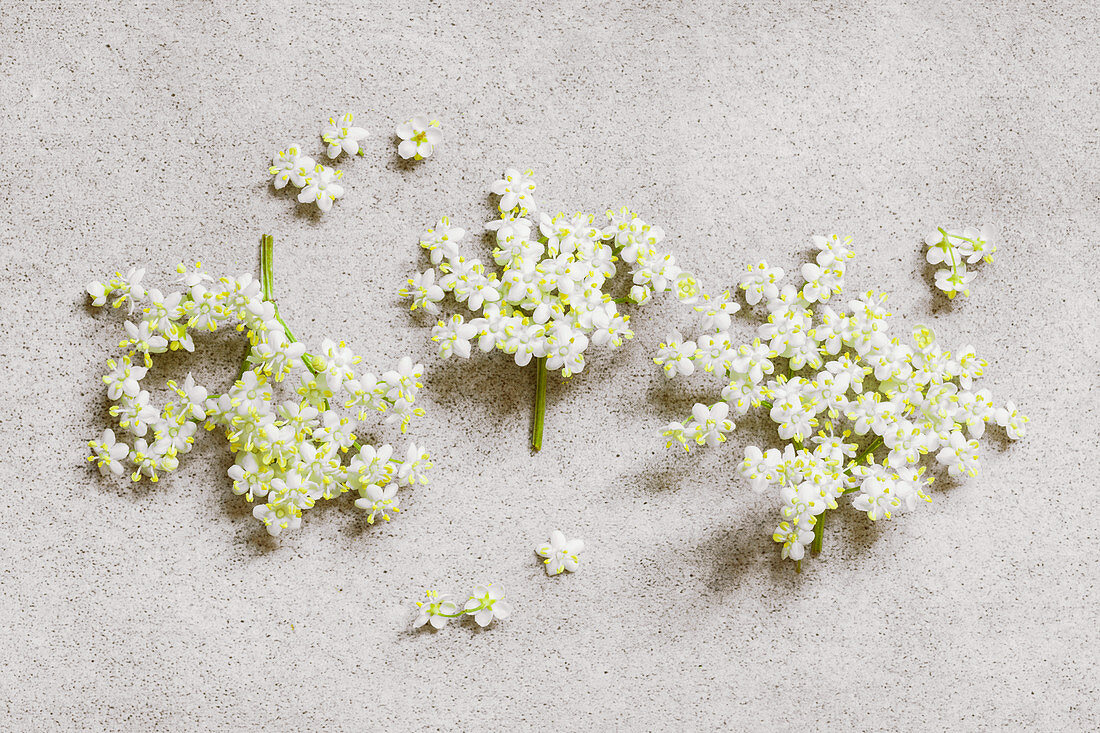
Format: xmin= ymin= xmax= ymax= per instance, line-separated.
xmin=251 ymin=235 xmax=326 ymax=406
xmin=809 ymin=435 xmax=885 ymax=557
xmin=532 ymin=357 xmax=548 ymax=451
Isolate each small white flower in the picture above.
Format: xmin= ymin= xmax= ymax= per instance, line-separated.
xmin=419 ymin=217 xmax=465 ymax=265
xmin=397 ymin=443 xmax=431 ymax=486
xmin=654 ymin=331 xmax=697 ymax=378
xmin=536 ymin=530 xmax=584 ymax=575
xmin=773 ymin=517 xmax=815 ymax=561
xmin=739 ymin=261 xmax=784 ymax=305
xmin=689 ymin=401 xmax=734 ymax=447
xmin=103 ymin=356 xmax=147 ymax=400
xmin=432 ymin=314 xmax=477 ymax=359
xmin=490 ymin=167 xmax=537 ymax=214
xmin=414 ymin=590 xmax=459 ymax=629
xmin=463 ymin=584 xmax=512 ymax=627
xmin=994 ymin=400 xmax=1029 ymax=440
xmin=321 ymin=113 xmax=368 ymax=158
xmin=353 ymin=482 xmax=400 ymax=524
xmin=399 ymin=269 xmax=445 ymax=314
xmin=395 ymin=115 xmax=442 ymax=160
xmin=297 ymin=164 xmax=345 ymax=212
xmin=253 ymin=500 xmax=302 ymax=536
xmin=269 ymin=144 xmax=315 ymax=188
xmin=935 ymin=430 xmax=981 ymax=478
xmin=87 ymin=428 xmax=129 ymax=477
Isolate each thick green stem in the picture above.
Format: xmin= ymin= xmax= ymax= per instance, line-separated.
xmin=532 ymin=357 xmax=547 ymax=451
xmin=811 ymin=507 xmax=827 ymax=555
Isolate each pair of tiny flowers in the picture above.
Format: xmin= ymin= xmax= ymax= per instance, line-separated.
xmin=413 ymin=585 xmax=512 ymax=629
xmin=270 ymin=113 xmax=443 ymax=212
xmin=412 ymin=530 xmax=582 ymax=630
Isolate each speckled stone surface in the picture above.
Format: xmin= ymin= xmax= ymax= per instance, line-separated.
xmin=1 ymin=1 xmax=1097 ymax=730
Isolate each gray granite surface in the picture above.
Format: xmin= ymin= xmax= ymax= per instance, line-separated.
xmin=1 ymin=1 xmax=1097 ymax=730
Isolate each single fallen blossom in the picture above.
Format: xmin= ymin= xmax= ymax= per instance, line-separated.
xmin=297 ymin=164 xmax=345 ymax=212
xmin=396 ymin=115 xmax=442 ymax=160
xmin=536 ymin=530 xmax=584 ymax=575
xmin=321 ymin=113 xmax=369 ymax=158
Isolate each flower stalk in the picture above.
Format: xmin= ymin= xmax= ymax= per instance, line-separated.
xmin=532 ymin=356 xmax=547 ymax=451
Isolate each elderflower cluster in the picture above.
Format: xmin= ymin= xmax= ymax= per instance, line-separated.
xmin=924 ymin=225 xmax=997 ymax=298
xmin=413 ymin=584 xmax=512 ymax=629
xmin=268 ymin=113 xmax=373 ymax=213
xmin=400 ymin=167 xmax=699 ymax=376
xmin=656 ymin=234 xmax=1026 ymax=564
xmin=86 ymin=259 xmax=431 ymax=537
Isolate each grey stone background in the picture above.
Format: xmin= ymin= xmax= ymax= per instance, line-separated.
xmin=1 ymin=1 xmax=1097 ymax=730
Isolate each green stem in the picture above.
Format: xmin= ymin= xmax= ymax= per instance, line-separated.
xmin=437 ymin=602 xmax=486 ymax=618
xmin=811 ymin=506 xmax=827 ymax=555
xmin=809 ymin=435 xmax=885 ymax=556
xmin=532 ymin=357 xmax=547 ymax=451
xmin=938 ymin=227 xmax=961 ymax=296
xmin=249 ymin=235 xmax=327 ymax=409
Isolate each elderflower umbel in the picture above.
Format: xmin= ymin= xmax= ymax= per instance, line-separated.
xmin=925 ymin=226 xmax=997 ymax=298
xmin=86 ymin=235 xmax=431 ymax=538
xmin=413 ymin=584 xmax=511 ymax=630
xmin=395 ymin=115 xmax=442 ymax=160
xmin=535 ymin=530 xmax=584 ymax=575
xmin=657 ymin=234 xmax=1026 ymax=567
xmin=401 ymin=168 xmax=698 ymax=448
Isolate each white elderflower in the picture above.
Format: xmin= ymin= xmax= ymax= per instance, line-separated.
xmin=432 ymin=314 xmax=477 ymax=359
xmin=490 ymin=167 xmax=537 ymax=214
xmin=87 ymin=429 xmax=129 ymax=477
xmin=402 ymin=168 xmax=696 ymax=449
xmin=739 ymin=261 xmax=784 ymax=305
xmin=269 ymin=144 xmax=315 ymax=188
xmin=536 ymin=530 xmax=584 ymax=576
xmin=397 ymin=443 xmax=432 ymax=486
xmin=395 ymin=115 xmax=442 ymax=160
xmin=658 ymin=234 xmax=1026 ymax=568
xmin=463 ymin=584 xmax=512 ymax=627
xmin=86 ymin=235 xmax=431 ymax=537
xmin=413 ymin=590 xmax=459 ymax=629
xmin=399 ymin=269 xmax=445 ymax=314
xmin=994 ymin=400 xmax=1029 ymax=440
xmin=297 ymin=164 xmax=345 ymax=212
xmin=354 ymin=482 xmax=399 ymax=524
xmin=321 ymin=113 xmax=368 ymax=158
xmin=654 ymin=331 xmax=697 ymax=378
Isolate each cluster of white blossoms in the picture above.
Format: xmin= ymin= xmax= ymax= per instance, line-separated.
xmin=395 ymin=115 xmax=442 ymax=161
xmin=925 ymin=226 xmax=997 ymax=298
xmin=270 ymin=112 xmax=366 ymax=213
xmin=400 ymin=168 xmax=698 ymax=447
xmin=413 ymin=585 xmax=512 ymax=629
xmin=86 ymin=237 xmax=432 ymax=537
xmin=656 ymin=234 xmax=1027 ymax=566
xmin=271 ymin=113 xmax=444 ymax=210
xmin=402 ymin=167 xmax=699 ymax=376
xmin=535 ymin=530 xmax=584 ymax=575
